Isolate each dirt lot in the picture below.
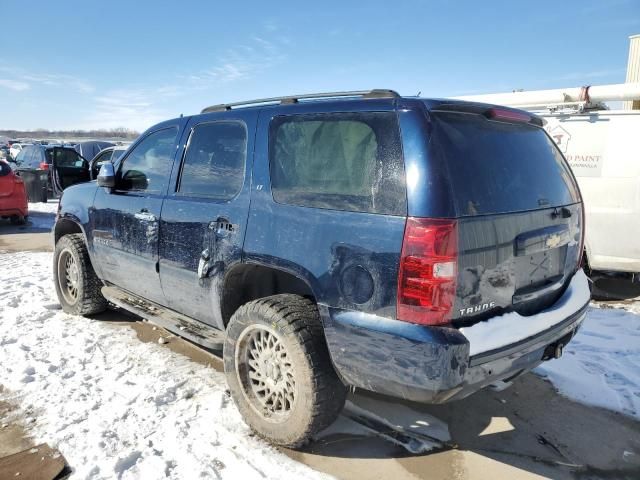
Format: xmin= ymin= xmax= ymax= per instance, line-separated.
xmin=1 ymin=213 xmax=639 ymax=479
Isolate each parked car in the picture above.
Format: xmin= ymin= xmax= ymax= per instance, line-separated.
xmin=14 ymin=144 xmax=89 ymax=202
xmin=52 ymin=90 xmax=589 ymax=448
xmin=0 ymin=160 xmax=28 ymax=225
xmin=89 ymin=145 xmax=128 ymax=179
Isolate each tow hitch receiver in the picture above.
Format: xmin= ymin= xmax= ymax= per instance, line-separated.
xmin=542 ymin=329 xmax=576 ymax=361
xmin=543 ymin=341 xmax=565 ymax=360
xmin=554 ymin=343 xmax=564 ymax=359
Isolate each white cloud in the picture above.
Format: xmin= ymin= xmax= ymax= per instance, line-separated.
xmin=78 ymin=89 xmax=171 ymax=131
xmin=185 ymin=34 xmax=286 ymax=89
xmin=0 ymin=79 xmax=30 ymax=91
xmin=4 ymin=27 xmax=288 ymax=130
xmin=0 ymin=67 xmax=94 ymax=94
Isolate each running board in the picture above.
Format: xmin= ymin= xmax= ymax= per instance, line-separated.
xmin=101 ymin=286 xmax=225 ymax=350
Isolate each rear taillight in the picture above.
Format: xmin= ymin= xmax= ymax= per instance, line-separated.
xmin=397 ymin=217 xmax=458 ymax=326
xmin=39 ymin=162 xmax=49 ymax=170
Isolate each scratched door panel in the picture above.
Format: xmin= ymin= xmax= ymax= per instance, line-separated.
xmin=158 ymin=112 xmax=257 ymax=328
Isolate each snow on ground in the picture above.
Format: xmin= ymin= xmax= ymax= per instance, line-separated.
xmin=0 ymin=251 xmax=330 ymax=480
xmin=27 ymin=200 xmax=58 ymax=230
xmin=536 ymin=303 xmax=640 ymax=419
xmin=28 ymin=200 xmax=59 ymax=215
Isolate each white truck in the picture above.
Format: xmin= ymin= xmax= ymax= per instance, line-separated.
xmin=543 ymin=110 xmax=640 ymax=276
xmin=456 ymin=83 xmax=640 ymax=295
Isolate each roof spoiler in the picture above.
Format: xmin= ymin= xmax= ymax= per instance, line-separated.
xmin=431 ymin=103 xmax=546 ymax=127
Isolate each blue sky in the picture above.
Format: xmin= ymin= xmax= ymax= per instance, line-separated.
xmin=1 ymin=0 xmax=638 ymax=131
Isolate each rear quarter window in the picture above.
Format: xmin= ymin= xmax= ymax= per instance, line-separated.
xmin=431 ymin=112 xmax=580 ymax=216
xmin=269 ymin=112 xmax=406 ymax=215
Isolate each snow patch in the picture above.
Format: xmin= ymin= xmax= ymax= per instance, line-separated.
xmin=536 ymin=305 xmax=640 ymax=419
xmin=461 ymin=269 xmax=590 ymax=356
xmin=27 ymin=200 xmax=59 ymax=215
xmin=0 ymin=251 xmax=330 ymax=480
xmin=26 ymin=200 xmax=58 ymax=230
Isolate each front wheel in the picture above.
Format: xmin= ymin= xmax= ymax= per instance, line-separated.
xmin=53 ymin=234 xmax=107 ymax=315
xmin=224 ymin=294 xmax=346 ymax=448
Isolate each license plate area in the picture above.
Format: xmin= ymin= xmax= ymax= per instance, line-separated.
xmin=514 ymin=247 xmax=566 ymax=291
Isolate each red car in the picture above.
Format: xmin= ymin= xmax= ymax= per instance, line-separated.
xmin=0 ymin=160 xmax=28 ymax=225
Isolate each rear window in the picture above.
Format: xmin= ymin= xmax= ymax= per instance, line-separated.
xmin=18 ymin=146 xmax=42 ymax=168
xmin=269 ymin=112 xmax=406 ymax=215
xmin=431 ymin=112 xmax=580 ymax=216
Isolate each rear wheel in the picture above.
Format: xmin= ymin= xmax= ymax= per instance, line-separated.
xmin=10 ymin=215 xmax=26 ymax=225
xmin=53 ymin=234 xmax=107 ymax=315
xmin=224 ymin=294 xmax=346 ymax=447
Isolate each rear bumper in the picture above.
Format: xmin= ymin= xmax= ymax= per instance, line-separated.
xmin=0 ymin=198 xmax=27 ymax=218
xmin=321 ymin=298 xmax=588 ymax=404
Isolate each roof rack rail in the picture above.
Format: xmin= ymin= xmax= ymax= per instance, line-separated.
xmin=201 ymin=89 xmax=400 ymax=113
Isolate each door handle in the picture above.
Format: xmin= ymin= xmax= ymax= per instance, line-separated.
xmin=213 ymin=218 xmax=237 ymax=237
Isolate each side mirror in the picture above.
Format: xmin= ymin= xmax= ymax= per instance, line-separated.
xmin=97 ymin=163 xmax=116 ymax=188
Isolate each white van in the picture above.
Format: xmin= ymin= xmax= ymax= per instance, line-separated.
xmin=542 ymin=110 xmax=640 ymax=277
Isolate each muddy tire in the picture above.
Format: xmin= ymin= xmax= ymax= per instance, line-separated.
xmin=224 ymin=294 xmax=346 ymax=448
xmin=53 ymin=234 xmax=107 ymax=315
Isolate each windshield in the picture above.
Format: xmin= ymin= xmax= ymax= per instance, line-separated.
xmin=430 ymin=112 xmax=580 ymax=216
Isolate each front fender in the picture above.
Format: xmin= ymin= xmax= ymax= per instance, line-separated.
xmin=54 ymin=182 xmax=101 ymax=276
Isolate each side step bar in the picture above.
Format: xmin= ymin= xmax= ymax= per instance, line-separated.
xmin=101 ymin=286 xmax=225 ymax=350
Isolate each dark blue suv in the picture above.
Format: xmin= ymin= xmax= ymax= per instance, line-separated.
xmin=52 ymin=90 xmax=590 ymax=447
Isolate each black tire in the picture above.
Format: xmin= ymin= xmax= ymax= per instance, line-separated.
xmin=10 ymin=215 xmax=26 ymax=225
xmin=53 ymin=234 xmax=107 ymax=315
xmin=224 ymin=294 xmax=346 ymax=448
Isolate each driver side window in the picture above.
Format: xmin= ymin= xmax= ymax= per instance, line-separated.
xmin=119 ymin=127 xmax=178 ymax=192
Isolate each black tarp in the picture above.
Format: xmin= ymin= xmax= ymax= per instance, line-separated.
xmin=74 ymin=141 xmax=115 ymax=161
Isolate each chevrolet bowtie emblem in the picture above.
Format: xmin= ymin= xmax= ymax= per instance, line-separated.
xmin=545 ymin=234 xmax=562 ymax=249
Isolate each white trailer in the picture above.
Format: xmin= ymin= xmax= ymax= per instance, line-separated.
xmin=455 ymin=83 xmax=640 ymax=278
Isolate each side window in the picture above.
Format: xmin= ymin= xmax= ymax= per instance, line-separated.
xmin=53 ymin=148 xmax=83 ymax=167
xmin=178 ymin=122 xmax=246 ymax=199
xmin=269 ymin=112 xmax=406 ymax=215
xmin=94 ymin=150 xmax=113 ymax=164
xmin=119 ymin=128 xmax=178 ymax=192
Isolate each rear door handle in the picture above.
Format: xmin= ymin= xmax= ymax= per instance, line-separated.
xmin=212 ymin=218 xmax=237 ymax=237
